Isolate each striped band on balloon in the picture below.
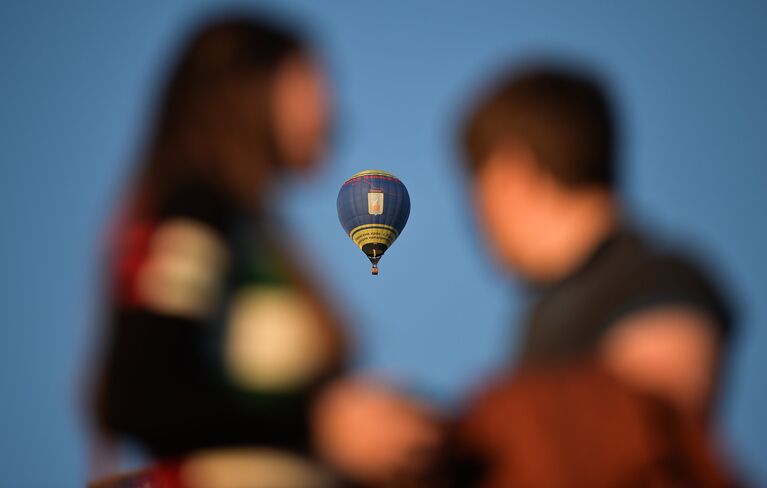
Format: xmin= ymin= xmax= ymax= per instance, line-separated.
xmin=349 ymin=224 xmax=398 ymax=250
xmin=347 ymin=169 xmax=396 ymax=179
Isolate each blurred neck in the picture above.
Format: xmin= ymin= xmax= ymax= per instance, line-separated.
xmin=527 ymin=188 xmax=618 ymax=283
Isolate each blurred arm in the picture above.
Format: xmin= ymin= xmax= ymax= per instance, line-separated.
xmin=599 ymin=305 xmax=721 ymax=416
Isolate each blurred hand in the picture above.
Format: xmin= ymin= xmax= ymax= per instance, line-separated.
xmin=312 ymin=377 xmax=442 ymax=486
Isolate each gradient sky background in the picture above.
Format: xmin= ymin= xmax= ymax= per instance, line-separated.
xmin=1 ymin=1 xmax=765 ymax=485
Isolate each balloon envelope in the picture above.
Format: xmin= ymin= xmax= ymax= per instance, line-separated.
xmin=337 ymin=170 xmax=410 ymax=274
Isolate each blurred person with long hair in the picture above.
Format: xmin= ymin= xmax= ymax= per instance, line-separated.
xmin=91 ymin=14 xmax=440 ymax=488
xmin=452 ymin=65 xmax=737 ymax=487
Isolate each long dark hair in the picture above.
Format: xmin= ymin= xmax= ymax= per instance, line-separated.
xmin=134 ymin=14 xmax=307 ymax=215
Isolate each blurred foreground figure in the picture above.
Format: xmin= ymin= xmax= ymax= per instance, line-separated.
xmin=454 ymin=65 xmax=737 ymax=486
xmin=457 ymin=364 xmax=734 ymax=487
xmin=91 ymin=14 xmax=438 ymax=488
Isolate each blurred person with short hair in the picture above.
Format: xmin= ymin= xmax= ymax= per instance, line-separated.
xmin=90 ymin=14 xmax=439 ymax=488
xmin=452 ymin=65 xmax=737 ymax=487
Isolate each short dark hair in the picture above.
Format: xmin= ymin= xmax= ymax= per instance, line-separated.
xmin=461 ymin=65 xmax=616 ymax=188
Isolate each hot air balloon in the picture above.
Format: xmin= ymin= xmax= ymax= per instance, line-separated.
xmin=337 ymin=170 xmax=410 ymax=275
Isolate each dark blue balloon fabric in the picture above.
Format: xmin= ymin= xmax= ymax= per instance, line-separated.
xmin=337 ymin=170 xmax=410 ymax=263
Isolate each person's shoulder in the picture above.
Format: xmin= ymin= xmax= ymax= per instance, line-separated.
xmin=155 ymin=179 xmax=236 ymax=234
xmin=617 ymin=227 xmax=734 ymax=336
xmin=111 ymin=182 xmax=235 ymax=317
